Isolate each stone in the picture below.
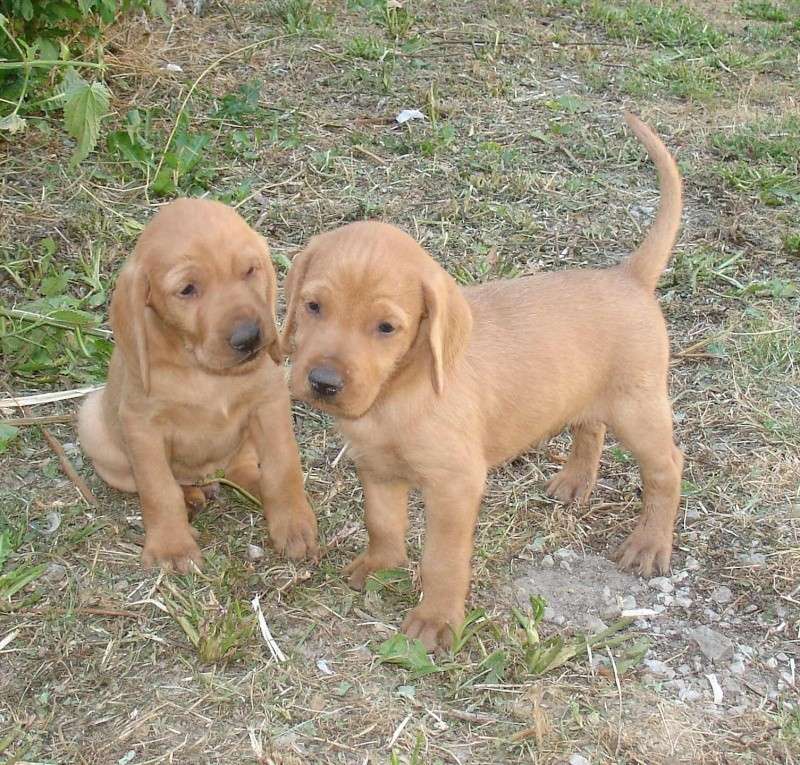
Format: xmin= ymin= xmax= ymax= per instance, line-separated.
xmin=555 ymin=547 xmax=579 ymax=561
xmin=676 ymin=596 xmax=693 ymax=608
xmin=644 ymin=659 xmax=676 ymax=678
xmin=649 ymin=576 xmax=673 ymax=593
xmin=730 ymin=658 xmax=746 ymax=675
xmin=247 ymin=544 xmax=264 ymax=561
xmin=739 ymin=552 xmax=766 ymax=566
xmin=678 ymin=686 xmax=702 ymax=703
xmin=685 ymin=556 xmax=701 ymax=571
xmin=586 ymin=616 xmax=607 ymax=633
xmin=43 ymin=563 xmax=66 ymax=582
xmin=620 ymin=595 xmax=636 ymax=610
xmin=540 ymin=555 xmax=554 ymax=568
xmin=689 ymin=625 xmax=735 ymax=662
xmin=711 ymin=586 xmax=733 ymax=604
xmin=568 ymin=756 xmax=590 ymax=765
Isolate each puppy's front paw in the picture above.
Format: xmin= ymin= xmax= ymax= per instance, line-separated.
xmin=402 ymin=601 xmax=464 ymax=652
xmin=614 ymin=525 xmax=673 ymax=576
xmin=344 ymin=550 xmax=408 ymax=590
xmin=546 ymin=468 xmax=595 ymax=504
xmin=268 ymin=501 xmax=319 ymax=561
xmin=142 ymin=525 xmax=202 ymax=573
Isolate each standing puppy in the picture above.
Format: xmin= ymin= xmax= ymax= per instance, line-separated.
xmin=283 ymin=114 xmax=683 ymax=649
xmin=79 ymin=198 xmax=317 ymax=572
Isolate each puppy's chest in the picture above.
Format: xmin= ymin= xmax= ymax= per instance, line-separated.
xmin=153 ymin=377 xmax=260 ymax=463
xmin=339 ymin=421 xmax=421 ymax=482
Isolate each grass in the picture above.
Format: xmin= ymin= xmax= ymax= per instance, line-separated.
xmin=1 ymin=0 xmax=799 ymax=762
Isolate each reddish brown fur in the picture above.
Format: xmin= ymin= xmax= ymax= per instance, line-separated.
xmin=282 ymin=115 xmax=684 ymax=650
xmin=78 ymin=198 xmax=317 ymax=572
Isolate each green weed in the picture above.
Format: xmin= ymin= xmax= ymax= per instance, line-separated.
xmin=266 ymin=0 xmax=330 ymax=34
xmin=587 ymin=0 xmax=725 ymax=49
xmin=737 ymin=1 xmax=789 ymax=22
xmin=346 ymin=34 xmax=390 ymax=60
xmin=624 ymin=53 xmax=719 ymax=99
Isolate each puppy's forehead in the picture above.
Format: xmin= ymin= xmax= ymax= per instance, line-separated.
xmin=307 ymin=221 xmax=430 ymax=295
xmin=136 ymin=198 xmax=264 ymax=271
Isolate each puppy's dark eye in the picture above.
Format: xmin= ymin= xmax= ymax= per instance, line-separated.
xmin=179 ymin=283 xmax=197 ymax=297
xmin=378 ymin=321 xmax=395 ymax=335
xmin=244 ymin=265 xmax=256 ymax=278
xmin=307 ymin=301 xmax=321 ymax=314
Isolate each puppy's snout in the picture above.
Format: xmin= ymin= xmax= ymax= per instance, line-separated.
xmin=229 ymin=321 xmax=262 ymax=354
xmin=308 ymin=366 xmax=343 ymax=398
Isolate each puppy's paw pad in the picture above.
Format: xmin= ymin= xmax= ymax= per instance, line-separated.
xmin=142 ymin=529 xmax=203 ymax=573
xmin=269 ymin=506 xmax=319 ymax=561
xmin=402 ymin=605 xmax=463 ymax=652
xmin=546 ymin=469 xmax=594 ymax=504
xmin=344 ymin=552 xmax=407 ymax=591
xmin=614 ymin=528 xmax=672 ymax=577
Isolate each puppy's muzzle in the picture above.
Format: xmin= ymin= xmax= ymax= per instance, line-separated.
xmin=308 ymin=366 xmax=343 ymax=398
xmin=229 ymin=321 xmax=262 ymax=355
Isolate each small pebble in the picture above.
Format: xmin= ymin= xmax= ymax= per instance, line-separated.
xmin=685 ymin=556 xmax=701 ymax=571
xmin=43 ymin=563 xmax=66 ymax=582
xmin=676 ymin=596 xmax=693 ymax=608
xmin=649 ymin=576 xmax=673 ymax=593
xmin=711 ymin=586 xmax=733 ymax=605
xmin=679 ymin=686 xmax=702 ymax=703
xmin=776 ymin=652 xmax=790 ymax=662
xmin=730 ymin=659 xmax=746 ymax=675
xmin=586 ymin=616 xmax=607 ymax=633
xmin=644 ymin=659 xmax=675 ymax=678
xmin=540 ymin=555 xmax=554 ymax=569
xmin=559 ymin=560 xmax=572 ymax=572
xmin=568 ymin=755 xmax=590 ymax=765
xmin=555 ymin=547 xmax=578 ymax=561
xmin=247 ymin=544 xmax=265 ymax=561
xmin=659 ymin=594 xmax=674 ymax=607
xmin=620 ymin=595 xmax=637 ymax=610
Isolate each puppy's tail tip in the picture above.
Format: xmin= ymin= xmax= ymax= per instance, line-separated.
xmin=623 ymin=111 xmax=683 ymax=292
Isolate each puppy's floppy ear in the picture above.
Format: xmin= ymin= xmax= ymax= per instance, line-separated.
xmin=259 ymin=236 xmax=283 ymax=366
xmin=421 ymin=268 xmax=473 ymax=395
xmin=110 ymin=262 xmax=152 ymax=395
xmin=280 ymin=244 xmax=315 ymax=356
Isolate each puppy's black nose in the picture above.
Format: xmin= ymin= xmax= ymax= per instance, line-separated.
xmin=229 ymin=321 xmax=261 ymax=353
xmin=308 ymin=366 xmax=343 ymax=398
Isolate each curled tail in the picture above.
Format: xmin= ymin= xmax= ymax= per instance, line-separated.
xmin=623 ymin=112 xmax=682 ymax=291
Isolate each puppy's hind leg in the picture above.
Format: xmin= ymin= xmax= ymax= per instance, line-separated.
xmin=546 ymin=423 xmax=605 ymax=504
xmin=610 ymin=395 xmax=683 ymax=576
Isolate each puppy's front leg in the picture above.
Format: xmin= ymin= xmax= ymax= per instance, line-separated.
xmin=345 ymin=472 xmax=409 ymax=589
xmin=403 ymin=469 xmax=486 ymax=651
xmin=120 ymin=413 xmax=202 ymax=573
xmin=250 ymin=394 xmax=318 ymax=561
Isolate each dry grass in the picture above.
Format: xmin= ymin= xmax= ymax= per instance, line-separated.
xmin=1 ymin=0 xmax=799 ymax=762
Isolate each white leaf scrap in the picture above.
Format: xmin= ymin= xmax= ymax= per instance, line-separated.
xmin=251 ymin=595 xmax=286 ymax=662
xmin=706 ymin=673 xmax=723 ymax=704
xmin=395 ymin=109 xmax=425 ymax=125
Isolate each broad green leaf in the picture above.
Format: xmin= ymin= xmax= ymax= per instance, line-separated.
xmin=377 ymin=633 xmax=441 ymax=677
xmin=62 ymin=69 xmax=111 ymax=166
xmin=0 ymin=424 xmax=19 ymax=454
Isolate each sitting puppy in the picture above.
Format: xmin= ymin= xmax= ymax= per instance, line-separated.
xmin=78 ymin=198 xmax=317 ymax=572
xmin=281 ymin=114 xmax=684 ymax=650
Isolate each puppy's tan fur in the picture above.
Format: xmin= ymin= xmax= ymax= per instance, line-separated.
xmin=283 ymin=114 xmax=684 ymax=649
xmin=78 ymin=198 xmax=317 ymax=571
